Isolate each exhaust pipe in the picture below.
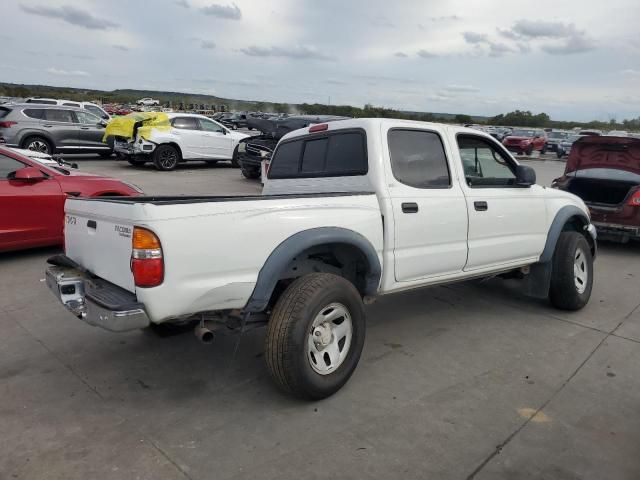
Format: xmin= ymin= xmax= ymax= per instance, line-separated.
xmin=194 ymin=323 xmax=215 ymax=344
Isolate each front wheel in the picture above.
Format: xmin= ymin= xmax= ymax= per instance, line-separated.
xmin=549 ymin=232 xmax=593 ymax=311
xmin=241 ymin=166 xmax=260 ymax=179
xmin=525 ymin=145 xmax=534 ymax=156
xmin=230 ymin=145 xmax=240 ymax=168
xmin=265 ymin=273 xmax=366 ymax=400
xmin=540 ymin=144 xmax=547 ymax=155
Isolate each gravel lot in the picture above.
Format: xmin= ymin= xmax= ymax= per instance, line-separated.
xmin=1 ymin=155 xmax=639 ymax=480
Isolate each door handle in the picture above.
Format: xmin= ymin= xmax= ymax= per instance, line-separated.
xmin=43 ymin=124 xmax=53 ymax=128
xmin=80 ymin=127 xmax=90 ymax=130
xmin=474 ymin=201 xmax=488 ymax=211
xmin=401 ymin=202 xmax=419 ymax=213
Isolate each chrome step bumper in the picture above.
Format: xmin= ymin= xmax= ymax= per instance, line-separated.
xmin=46 ymin=262 xmax=150 ymax=332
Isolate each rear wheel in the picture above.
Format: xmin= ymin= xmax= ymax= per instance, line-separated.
xmin=549 ymin=232 xmax=593 ymax=311
xmin=265 ymin=273 xmax=366 ymax=400
xmin=22 ymin=136 xmax=52 ymax=154
xmin=153 ymin=144 xmax=180 ymax=171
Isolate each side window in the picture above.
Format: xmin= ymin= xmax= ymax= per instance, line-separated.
xmin=268 ymin=140 xmax=303 ymax=178
xmin=388 ymin=129 xmax=450 ymax=188
xmin=268 ymin=130 xmax=368 ymax=179
xmin=172 ymin=117 xmax=199 ymax=130
xmin=84 ymin=105 xmax=104 ymax=117
xmin=300 ymin=138 xmax=328 ymax=173
xmin=74 ymin=111 xmax=100 ymax=124
xmin=0 ymin=154 xmax=26 ymax=179
xmin=45 ymin=109 xmax=74 ymax=123
xmin=457 ymin=135 xmax=516 ymax=187
xmin=198 ymin=118 xmax=225 ymax=133
xmin=23 ymin=109 xmax=46 ymax=120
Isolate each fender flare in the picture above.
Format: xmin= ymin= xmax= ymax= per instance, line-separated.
xmin=244 ymin=227 xmax=381 ymax=312
xmin=539 ymin=205 xmax=594 ymax=263
xmin=523 ymin=205 xmax=594 ymax=299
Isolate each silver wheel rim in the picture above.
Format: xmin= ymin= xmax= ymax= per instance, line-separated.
xmin=159 ymin=149 xmax=177 ymax=169
xmin=307 ymin=303 xmax=353 ymax=375
xmin=574 ymin=247 xmax=588 ymax=294
xmin=27 ymin=140 xmax=49 ymax=153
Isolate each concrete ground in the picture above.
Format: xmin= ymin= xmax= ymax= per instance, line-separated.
xmin=1 ymin=156 xmax=639 ymax=480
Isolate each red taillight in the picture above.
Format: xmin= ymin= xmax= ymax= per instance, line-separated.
xmin=628 ymin=190 xmax=640 ymax=207
xmin=0 ymin=121 xmax=17 ymax=128
xmin=309 ymin=123 xmax=328 ymax=133
xmin=131 ymin=227 xmax=164 ymax=287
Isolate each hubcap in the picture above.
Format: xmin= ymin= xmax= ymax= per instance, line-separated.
xmin=574 ymin=247 xmax=588 ymax=294
xmin=159 ymin=149 xmax=177 ymax=169
xmin=27 ymin=140 xmax=49 ymax=153
xmin=307 ymin=303 xmax=353 ymax=375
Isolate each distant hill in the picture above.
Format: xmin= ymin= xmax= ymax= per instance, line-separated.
xmin=0 ymin=81 xmax=485 ymax=120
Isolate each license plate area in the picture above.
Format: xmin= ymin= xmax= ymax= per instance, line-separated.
xmin=46 ymin=266 xmax=87 ymax=316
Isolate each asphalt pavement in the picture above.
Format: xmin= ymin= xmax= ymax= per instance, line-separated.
xmin=1 ymin=156 xmax=639 ymax=480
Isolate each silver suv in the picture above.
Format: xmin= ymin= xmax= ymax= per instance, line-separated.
xmin=0 ymin=104 xmax=113 ymax=157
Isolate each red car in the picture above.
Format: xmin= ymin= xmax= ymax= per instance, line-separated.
xmin=552 ymin=136 xmax=640 ymax=243
xmin=0 ymin=147 xmax=142 ymax=252
xmin=502 ymin=128 xmax=548 ymax=155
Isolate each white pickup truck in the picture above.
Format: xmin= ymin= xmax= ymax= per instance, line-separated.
xmin=46 ymin=118 xmax=597 ymax=399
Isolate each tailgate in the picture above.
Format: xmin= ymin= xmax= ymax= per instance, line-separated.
xmin=64 ymin=198 xmax=137 ymax=292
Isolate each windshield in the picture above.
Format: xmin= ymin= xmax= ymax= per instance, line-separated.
xmin=511 ymin=129 xmax=536 ymax=137
xmin=548 ymin=132 xmax=567 ymax=139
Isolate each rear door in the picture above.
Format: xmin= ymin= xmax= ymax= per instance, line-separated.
xmin=456 ymin=133 xmax=547 ymax=271
xmin=43 ymin=108 xmax=78 ymax=150
xmin=385 ymin=127 xmax=469 ymax=281
xmin=0 ymin=154 xmax=63 ymax=250
xmin=198 ymin=118 xmax=233 ymax=158
xmin=170 ymin=116 xmax=201 ymax=159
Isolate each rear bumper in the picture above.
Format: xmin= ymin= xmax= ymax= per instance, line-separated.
xmin=592 ymin=222 xmax=640 ymax=240
xmin=46 ymin=259 xmax=150 ymax=332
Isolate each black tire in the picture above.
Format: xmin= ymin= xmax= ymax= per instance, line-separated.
xmin=98 ymin=151 xmax=113 ymax=158
xmin=230 ymin=145 xmax=240 ymax=168
xmin=540 ymin=144 xmax=547 ymax=155
xmin=127 ymin=158 xmax=146 ymax=166
xmin=241 ymin=166 xmax=260 ymax=179
xmin=22 ymin=136 xmax=53 ymax=155
xmin=265 ymin=273 xmax=366 ymax=400
xmin=549 ymin=232 xmax=593 ymax=311
xmin=153 ymin=144 xmax=180 ymax=171
xmin=557 ymin=150 xmax=564 ymax=159
xmin=525 ymin=145 xmax=534 ymax=156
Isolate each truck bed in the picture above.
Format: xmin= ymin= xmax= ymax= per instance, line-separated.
xmin=63 ymin=191 xmax=383 ymax=322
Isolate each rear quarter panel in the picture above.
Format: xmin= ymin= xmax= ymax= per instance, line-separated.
xmin=129 ymin=195 xmax=383 ymax=322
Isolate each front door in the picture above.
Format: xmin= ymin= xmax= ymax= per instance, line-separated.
xmin=72 ymin=110 xmax=109 ymax=150
xmin=386 ymin=127 xmax=469 ymax=282
xmin=198 ymin=118 xmax=233 ymax=159
xmin=456 ymin=134 xmax=547 ymax=271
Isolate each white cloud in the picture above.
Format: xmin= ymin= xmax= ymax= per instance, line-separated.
xmin=46 ymin=67 xmax=90 ymax=77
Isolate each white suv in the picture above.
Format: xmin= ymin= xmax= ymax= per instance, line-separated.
xmin=112 ymin=113 xmax=250 ymax=170
xmin=24 ymin=98 xmax=110 ymax=120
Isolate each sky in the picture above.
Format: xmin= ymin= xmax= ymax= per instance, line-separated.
xmin=2 ymin=0 xmax=640 ymax=121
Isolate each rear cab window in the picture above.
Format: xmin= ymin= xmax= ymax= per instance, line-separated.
xmin=268 ymin=129 xmax=367 ymax=179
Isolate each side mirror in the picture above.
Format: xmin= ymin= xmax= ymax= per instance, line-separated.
xmin=515 ymin=165 xmax=536 ymax=187
xmin=98 ymin=120 xmax=107 ymax=128
xmin=11 ymin=167 xmax=47 ymax=182
xmin=102 ymin=114 xmax=110 ymax=120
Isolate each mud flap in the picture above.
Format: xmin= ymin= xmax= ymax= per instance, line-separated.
xmin=521 ymin=262 xmax=552 ymax=298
